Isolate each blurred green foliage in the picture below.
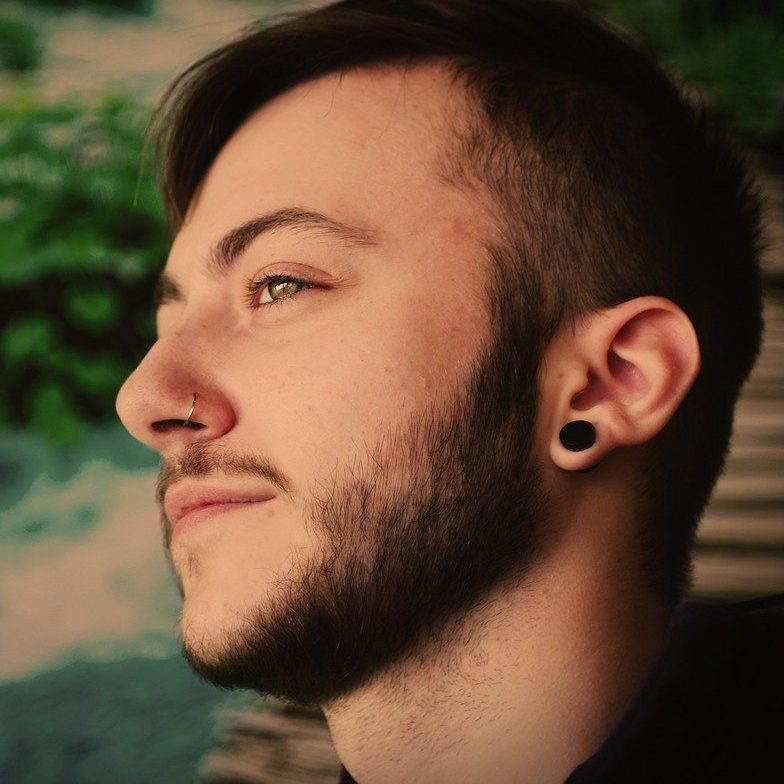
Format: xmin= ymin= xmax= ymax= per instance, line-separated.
xmin=0 ymin=92 xmax=168 ymax=446
xmin=599 ymin=0 xmax=784 ymax=154
xmin=21 ymin=0 xmax=155 ymax=14
xmin=0 ymin=17 xmax=41 ymax=72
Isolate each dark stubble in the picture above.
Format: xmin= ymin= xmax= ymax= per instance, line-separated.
xmin=156 ymin=295 xmax=552 ymax=709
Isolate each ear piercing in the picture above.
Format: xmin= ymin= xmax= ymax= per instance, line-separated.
xmin=183 ymin=393 xmax=198 ymax=426
xmin=559 ymin=420 xmax=601 ymax=473
xmin=559 ymin=420 xmax=596 ymax=451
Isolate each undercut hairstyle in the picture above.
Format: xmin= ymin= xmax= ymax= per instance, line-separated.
xmin=148 ymin=0 xmax=766 ymax=603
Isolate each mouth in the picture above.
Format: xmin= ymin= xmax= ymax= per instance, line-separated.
xmin=165 ymin=483 xmax=276 ymax=544
xmin=172 ymin=499 xmax=272 ymax=542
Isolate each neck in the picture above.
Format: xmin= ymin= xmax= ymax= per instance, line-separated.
xmin=322 ymin=527 xmax=672 ymax=784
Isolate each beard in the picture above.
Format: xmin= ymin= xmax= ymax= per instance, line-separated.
xmin=157 ymin=304 xmax=552 ymax=709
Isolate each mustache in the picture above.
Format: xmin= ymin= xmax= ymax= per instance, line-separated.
xmin=155 ymin=441 xmax=291 ymax=509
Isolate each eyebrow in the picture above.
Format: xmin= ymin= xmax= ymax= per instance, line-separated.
xmin=153 ymin=206 xmax=382 ymax=308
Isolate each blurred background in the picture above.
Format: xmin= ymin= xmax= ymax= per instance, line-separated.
xmin=0 ymin=1 xmax=782 ymax=782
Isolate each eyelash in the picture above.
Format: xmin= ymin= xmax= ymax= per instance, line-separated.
xmin=244 ymin=273 xmax=316 ymax=310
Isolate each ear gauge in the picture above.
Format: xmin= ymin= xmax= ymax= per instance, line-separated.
xmin=559 ymin=420 xmax=602 ymax=473
xmin=559 ymin=420 xmax=596 ymax=451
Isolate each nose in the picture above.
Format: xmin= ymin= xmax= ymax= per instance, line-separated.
xmin=115 ymin=334 xmax=236 ymax=454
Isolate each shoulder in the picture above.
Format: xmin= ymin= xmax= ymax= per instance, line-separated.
xmin=567 ymin=593 xmax=784 ymax=784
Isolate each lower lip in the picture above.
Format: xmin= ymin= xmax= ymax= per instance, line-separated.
xmin=172 ymin=500 xmax=271 ymax=543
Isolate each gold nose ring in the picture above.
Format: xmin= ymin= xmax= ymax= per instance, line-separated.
xmin=183 ymin=393 xmax=198 ymax=426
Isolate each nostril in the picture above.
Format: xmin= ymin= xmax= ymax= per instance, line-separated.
xmin=152 ymin=419 xmax=207 ymax=433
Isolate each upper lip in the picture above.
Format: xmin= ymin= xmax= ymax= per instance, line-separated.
xmin=164 ymin=482 xmax=276 ymax=528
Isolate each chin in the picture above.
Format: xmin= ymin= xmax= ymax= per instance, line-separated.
xmin=177 ymin=581 xmax=257 ymax=664
xmin=179 ymin=602 xmax=231 ymax=666
xmin=177 ymin=597 xmax=274 ymax=694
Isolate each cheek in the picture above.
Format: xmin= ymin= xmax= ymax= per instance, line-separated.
xmin=222 ymin=275 xmax=489 ymax=490
xmin=306 ymin=309 xmax=480 ymax=458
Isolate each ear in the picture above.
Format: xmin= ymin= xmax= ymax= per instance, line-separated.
xmin=542 ymin=296 xmax=701 ymax=473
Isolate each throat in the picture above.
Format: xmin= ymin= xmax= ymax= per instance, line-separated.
xmin=323 ymin=580 xmax=671 ymax=784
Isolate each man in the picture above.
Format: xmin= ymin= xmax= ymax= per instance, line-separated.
xmin=115 ymin=1 xmax=783 ymax=782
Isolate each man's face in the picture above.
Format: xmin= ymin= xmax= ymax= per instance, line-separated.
xmin=116 ymin=63 xmax=551 ymax=707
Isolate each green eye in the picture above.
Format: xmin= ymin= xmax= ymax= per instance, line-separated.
xmin=264 ymin=278 xmax=304 ymax=303
xmin=245 ymin=274 xmax=314 ymax=310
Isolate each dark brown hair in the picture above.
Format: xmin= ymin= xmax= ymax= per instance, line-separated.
xmin=148 ymin=0 xmax=766 ymax=602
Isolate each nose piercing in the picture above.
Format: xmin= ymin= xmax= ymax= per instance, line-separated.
xmin=183 ymin=393 xmax=198 ymax=426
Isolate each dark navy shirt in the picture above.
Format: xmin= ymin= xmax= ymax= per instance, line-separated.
xmin=337 ymin=594 xmax=784 ymax=783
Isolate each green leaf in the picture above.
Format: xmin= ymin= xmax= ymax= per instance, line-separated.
xmin=28 ymin=382 xmax=86 ymax=447
xmin=61 ymin=285 xmax=122 ymax=331
xmin=2 ymin=317 xmax=59 ymax=369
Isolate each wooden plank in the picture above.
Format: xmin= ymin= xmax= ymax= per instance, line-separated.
xmin=709 ymin=474 xmax=784 ymax=505
xmin=723 ymin=442 xmax=784 ymax=464
xmin=731 ymin=409 xmax=784 ymax=434
xmin=199 ymin=699 xmax=339 ymax=784
xmin=697 ymin=509 xmax=784 ymax=548
xmin=691 ymin=552 xmax=784 ymax=598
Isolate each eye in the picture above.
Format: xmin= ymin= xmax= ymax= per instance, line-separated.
xmin=244 ymin=273 xmax=316 ymax=310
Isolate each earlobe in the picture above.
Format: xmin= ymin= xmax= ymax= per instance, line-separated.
xmin=558 ymin=420 xmax=602 ymax=473
xmin=545 ymin=296 xmax=701 ymax=474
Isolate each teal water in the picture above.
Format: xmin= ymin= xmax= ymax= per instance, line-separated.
xmin=0 ymin=657 xmax=230 ymax=783
xmin=0 ymin=426 xmax=255 ymax=782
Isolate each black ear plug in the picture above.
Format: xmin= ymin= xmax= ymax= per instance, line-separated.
xmin=559 ymin=420 xmax=596 ymax=451
xmin=559 ymin=420 xmax=601 ymax=473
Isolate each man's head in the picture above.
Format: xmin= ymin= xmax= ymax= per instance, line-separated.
xmin=115 ymin=0 xmax=764 ymax=707
xmin=119 ymin=65 xmax=554 ymax=707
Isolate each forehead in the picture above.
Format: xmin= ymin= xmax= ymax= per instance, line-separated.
xmin=173 ymin=62 xmax=484 ymax=254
